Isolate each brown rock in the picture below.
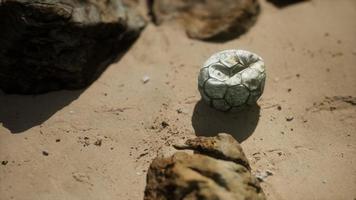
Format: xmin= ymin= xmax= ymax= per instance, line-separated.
xmin=174 ymin=133 xmax=251 ymax=169
xmin=150 ymin=0 xmax=260 ymax=41
xmin=144 ymin=133 xmax=266 ymax=200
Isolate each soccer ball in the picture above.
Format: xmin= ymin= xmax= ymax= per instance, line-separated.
xmin=198 ymin=49 xmax=266 ymax=111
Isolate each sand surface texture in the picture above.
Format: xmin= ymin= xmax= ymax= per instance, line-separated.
xmin=1 ymin=0 xmax=356 ymax=199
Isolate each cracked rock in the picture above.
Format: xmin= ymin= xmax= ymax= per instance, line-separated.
xmin=0 ymin=0 xmax=146 ymax=94
xmin=144 ymin=133 xmax=266 ymax=200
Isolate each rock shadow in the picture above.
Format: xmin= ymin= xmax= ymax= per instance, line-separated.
xmin=267 ymin=0 xmax=309 ymax=8
xmin=191 ymin=100 xmax=260 ymax=143
xmin=0 ymin=41 xmax=137 ymax=134
xmin=0 ymin=89 xmax=83 ymax=134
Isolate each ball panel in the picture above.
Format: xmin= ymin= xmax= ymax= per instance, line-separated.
xmin=219 ymin=50 xmax=241 ymax=68
xmin=225 ymin=84 xmax=250 ymax=106
xmin=246 ymin=90 xmax=262 ymax=105
xmin=203 ymin=54 xmax=220 ymax=68
xmin=212 ymin=99 xmax=231 ymax=111
xmin=250 ymin=60 xmax=265 ymax=73
xmin=208 ymin=64 xmax=230 ymax=81
xmin=204 ymin=78 xmax=227 ymax=99
xmin=225 ymin=73 xmax=242 ymax=86
xmin=230 ymin=64 xmax=248 ymax=75
xmin=235 ymin=50 xmax=261 ymax=66
xmin=258 ymin=73 xmax=266 ymax=94
xmin=198 ymin=86 xmax=211 ymax=103
xmin=198 ymin=67 xmax=210 ymax=87
xmin=241 ymin=68 xmax=261 ymax=91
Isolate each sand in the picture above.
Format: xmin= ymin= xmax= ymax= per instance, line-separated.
xmin=1 ymin=0 xmax=356 ymax=199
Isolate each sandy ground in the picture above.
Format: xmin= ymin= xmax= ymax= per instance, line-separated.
xmin=1 ymin=0 xmax=356 ymax=199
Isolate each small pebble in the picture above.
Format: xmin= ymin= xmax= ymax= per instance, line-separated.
xmin=42 ymin=151 xmax=49 ymax=156
xmin=286 ymin=116 xmax=294 ymax=121
xmin=142 ymin=75 xmax=150 ymax=84
xmin=94 ymin=139 xmax=102 ymax=146
xmin=161 ymin=121 xmax=169 ymax=128
xmin=176 ymin=108 xmax=188 ymax=114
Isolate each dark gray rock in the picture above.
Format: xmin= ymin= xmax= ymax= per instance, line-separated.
xmin=0 ymin=0 xmax=146 ymax=94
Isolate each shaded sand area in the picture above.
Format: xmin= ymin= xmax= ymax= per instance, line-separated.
xmin=1 ymin=0 xmax=356 ymax=199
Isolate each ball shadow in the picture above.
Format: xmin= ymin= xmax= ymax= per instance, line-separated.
xmin=191 ymin=100 xmax=260 ymax=143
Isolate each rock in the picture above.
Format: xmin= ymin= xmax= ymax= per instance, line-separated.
xmin=142 ymin=75 xmax=150 ymax=84
xmin=94 ymin=139 xmax=102 ymax=146
xmin=144 ymin=133 xmax=266 ymax=200
xmin=42 ymin=150 xmax=49 ymax=156
xmin=174 ymin=133 xmax=251 ymax=169
xmin=0 ymin=0 xmax=146 ymax=94
xmin=286 ymin=116 xmax=294 ymax=121
xmin=150 ymin=0 xmax=260 ymax=41
xmin=123 ymin=0 xmax=151 ymax=21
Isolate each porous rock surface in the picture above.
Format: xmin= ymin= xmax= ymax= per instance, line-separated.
xmin=0 ymin=0 xmax=145 ymax=94
xmin=144 ymin=133 xmax=266 ymax=200
xmin=150 ymin=0 xmax=260 ymax=41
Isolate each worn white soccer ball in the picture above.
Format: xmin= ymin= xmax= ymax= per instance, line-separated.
xmin=198 ymin=49 xmax=266 ymax=111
